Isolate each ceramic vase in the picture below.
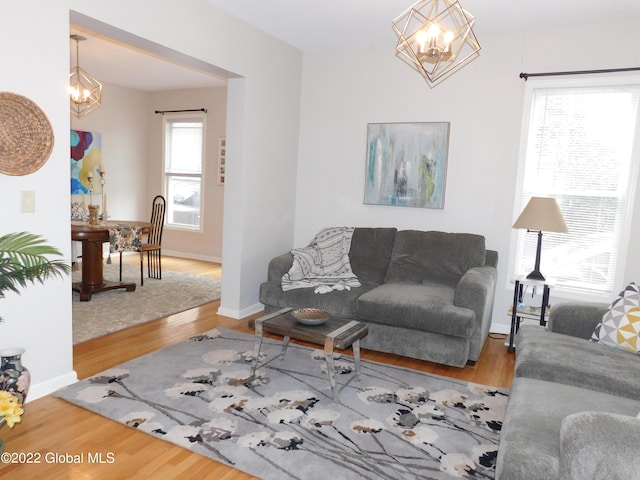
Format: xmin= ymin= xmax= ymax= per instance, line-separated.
xmin=0 ymin=348 xmax=30 ymax=405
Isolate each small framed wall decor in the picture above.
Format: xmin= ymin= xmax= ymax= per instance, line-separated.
xmin=217 ymin=137 xmax=226 ymax=185
xmin=364 ymin=122 xmax=450 ymax=209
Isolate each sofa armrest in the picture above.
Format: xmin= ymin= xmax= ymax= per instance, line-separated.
xmin=266 ymin=252 xmax=294 ymax=281
xmin=454 ymin=265 xmax=497 ymax=315
xmin=560 ymin=411 xmax=640 ymax=480
xmin=454 ymin=265 xmax=498 ymax=361
xmin=485 ymin=249 xmax=498 ymax=268
xmin=548 ymin=302 xmax=608 ymax=339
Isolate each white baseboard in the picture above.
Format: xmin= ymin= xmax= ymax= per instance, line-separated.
xmin=217 ymin=302 xmax=264 ymax=320
xmin=489 ymin=323 xmax=511 ymax=335
xmin=161 ymin=249 xmax=222 ymax=263
xmin=27 ymin=370 xmax=78 ymax=402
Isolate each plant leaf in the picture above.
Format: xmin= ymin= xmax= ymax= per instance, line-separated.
xmin=0 ymin=232 xmax=70 ymax=300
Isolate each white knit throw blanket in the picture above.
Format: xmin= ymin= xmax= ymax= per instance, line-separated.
xmin=281 ymin=227 xmax=361 ymax=294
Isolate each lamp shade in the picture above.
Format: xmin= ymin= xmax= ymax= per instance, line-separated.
xmin=513 ymin=197 xmax=568 ymax=233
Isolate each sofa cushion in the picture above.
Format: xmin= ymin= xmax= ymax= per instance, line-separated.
xmin=515 ymin=325 xmax=640 ymax=400
xmin=348 ymin=227 xmax=397 ymax=284
xmin=384 ymin=230 xmax=486 ymax=288
xmin=259 ymin=279 xmax=379 ymax=319
xmin=559 ymin=411 xmax=640 ymax=480
xmin=356 ymin=283 xmax=475 ymax=337
xmin=591 ymin=282 xmax=640 ymax=353
xmin=496 ymin=377 xmax=640 ymax=480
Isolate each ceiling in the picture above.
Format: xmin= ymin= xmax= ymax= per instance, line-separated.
xmin=72 ymin=0 xmax=640 ymax=92
xmin=207 ymin=0 xmax=640 ymax=51
xmin=69 ymin=27 xmax=228 ymax=92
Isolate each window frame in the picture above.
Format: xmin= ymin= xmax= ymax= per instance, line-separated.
xmin=509 ymin=73 xmax=640 ymax=302
xmin=161 ymin=112 xmax=206 ymax=232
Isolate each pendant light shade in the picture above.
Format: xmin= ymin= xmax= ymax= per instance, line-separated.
xmin=69 ymin=34 xmax=102 ymax=118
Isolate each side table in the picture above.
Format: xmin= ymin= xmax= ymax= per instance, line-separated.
xmin=508 ymin=277 xmax=552 ymax=352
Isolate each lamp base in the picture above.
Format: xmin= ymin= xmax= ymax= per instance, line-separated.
xmin=525 ymin=270 xmax=546 ymax=281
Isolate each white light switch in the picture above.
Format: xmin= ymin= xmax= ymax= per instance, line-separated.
xmin=21 ymin=191 xmax=35 ymax=213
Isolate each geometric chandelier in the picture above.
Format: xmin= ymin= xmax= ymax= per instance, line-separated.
xmin=69 ymin=34 xmax=102 ymax=117
xmin=392 ymin=0 xmax=481 ymax=88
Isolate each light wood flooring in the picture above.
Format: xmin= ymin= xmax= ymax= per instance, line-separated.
xmin=1 ymin=257 xmax=514 ymax=479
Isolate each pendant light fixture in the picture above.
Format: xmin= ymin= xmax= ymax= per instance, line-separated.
xmin=69 ymin=34 xmax=102 ymax=117
xmin=393 ymin=0 xmax=481 ymax=88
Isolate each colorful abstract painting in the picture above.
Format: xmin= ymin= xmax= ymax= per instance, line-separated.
xmin=364 ymin=122 xmax=450 ymax=209
xmin=70 ymin=130 xmax=103 ymax=194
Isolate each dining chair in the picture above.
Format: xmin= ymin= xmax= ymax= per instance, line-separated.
xmin=141 ymin=195 xmax=166 ymax=285
xmin=111 ymin=226 xmax=144 ymax=284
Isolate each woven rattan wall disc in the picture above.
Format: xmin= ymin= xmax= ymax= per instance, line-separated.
xmin=0 ymin=92 xmax=55 ymax=176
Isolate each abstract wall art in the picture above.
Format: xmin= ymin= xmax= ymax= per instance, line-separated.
xmin=364 ymin=122 xmax=450 ymax=209
xmin=70 ymin=129 xmax=103 ymax=194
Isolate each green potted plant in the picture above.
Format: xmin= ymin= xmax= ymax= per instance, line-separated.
xmin=0 ymin=231 xmax=70 ymax=320
xmin=0 ymin=231 xmax=69 ymax=451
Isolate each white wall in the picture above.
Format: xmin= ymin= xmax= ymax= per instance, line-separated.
xmin=1 ymin=0 xmax=302 ymax=399
xmin=1 ymin=2 xmax=77 ymax=399
xmin=295 ymin=18 xmax=640 ymax=333
xmin=71 ymin=81 xmax=150 ymax=221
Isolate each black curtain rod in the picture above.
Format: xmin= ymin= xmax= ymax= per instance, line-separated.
xmin=155 ymin=108 xmax=207 ymax=114
xmin=520 ymin=66 xmax=640 ymax=81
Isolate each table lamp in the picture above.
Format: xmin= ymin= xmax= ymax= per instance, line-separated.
xmin=513 ymin=196 xmax=568 ymax=281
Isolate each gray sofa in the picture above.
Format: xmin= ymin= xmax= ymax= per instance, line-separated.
xmin=496 ymin=302 xmax=640 ymax=480
xmin=259 ymin=228 xmax=498 ymax=367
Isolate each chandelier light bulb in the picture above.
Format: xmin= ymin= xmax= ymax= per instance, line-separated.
xmin=416 ymin=30 xmax=429 ymax=53
xmin=427 ymin=24 xmax=440 ymax=39
xmin=423 ymin=24 xmax=442 ymax=63
xmin=443 ymin=31 xmax=454 ymax=44
xmin=441 ymin=31 xmax=455 ymax=59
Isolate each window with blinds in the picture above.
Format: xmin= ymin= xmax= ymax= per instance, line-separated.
xmin=162 ymin=113 xmax=205 ymax=230
xmin=515 ymin=81 xmax=640 ymax=295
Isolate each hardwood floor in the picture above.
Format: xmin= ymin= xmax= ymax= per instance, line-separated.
xmin=0 ymin=257 xmax=514 ymax=479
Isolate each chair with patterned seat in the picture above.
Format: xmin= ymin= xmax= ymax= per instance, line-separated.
xmin=110 ymin=225 xmax=144 ymax=283
xmin=141 ymin=195 xmax=166 ymax=285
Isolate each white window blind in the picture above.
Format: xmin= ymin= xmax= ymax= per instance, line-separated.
xmin=163 ymin=113 xmax=205 ymax=230
xmin=515 ymin=83 xmax=640 ymax=294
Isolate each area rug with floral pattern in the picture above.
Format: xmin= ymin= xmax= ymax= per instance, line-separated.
xmin=54 ymin=328 xmax=508 ymax=479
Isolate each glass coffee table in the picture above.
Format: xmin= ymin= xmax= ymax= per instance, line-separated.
xmin=250 ymin=307 xmax=368 ymax=402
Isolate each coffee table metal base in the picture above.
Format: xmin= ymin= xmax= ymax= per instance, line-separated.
xmin=250 ymin=307 xmax=368 ymax=402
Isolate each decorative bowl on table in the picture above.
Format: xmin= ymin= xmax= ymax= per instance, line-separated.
xmin=292 ymin=308 xmax=331 ymax=325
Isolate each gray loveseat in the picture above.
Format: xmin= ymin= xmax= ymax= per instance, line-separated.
xmin=496 ymin=302 xmax=640 ymax=480
xmin=259 ymin=228 xmax=498 ymax=367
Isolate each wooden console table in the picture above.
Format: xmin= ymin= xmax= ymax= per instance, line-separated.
xmin=71 ymin=221 xmax=151 ymax=301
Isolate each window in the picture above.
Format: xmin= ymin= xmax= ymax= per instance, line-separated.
xmin=514 ymin=78 xmax=640 ymax=297
xmin=162 ymin=113 xmax=205 ymax=230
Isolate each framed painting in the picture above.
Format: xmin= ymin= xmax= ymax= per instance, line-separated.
xmin=364 ymin=122 xmax=450 ymax=209
xmin=70 ymin=129 xmax=103 ymax=194
xmin=218 ymin=137 xmax=226 ymax=185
